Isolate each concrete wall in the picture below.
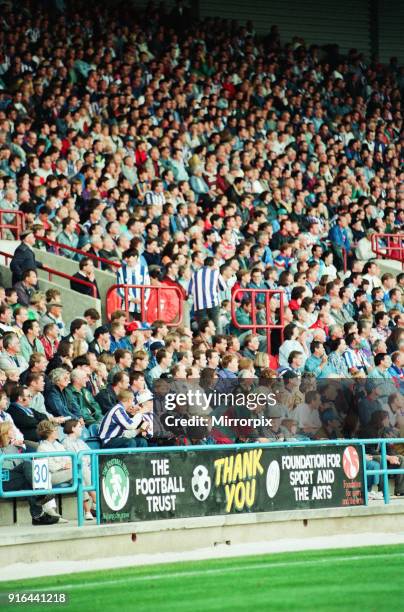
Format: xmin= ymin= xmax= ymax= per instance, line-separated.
xmin=0 ymin=241 xmax=113 ymax=323
xmin=32 ymin=248 xmax=115 ymax=322
xmin=0 ymin=263 xmax=101 ymax=330
xmin=0 ymin=495 xmax=403 ymax=565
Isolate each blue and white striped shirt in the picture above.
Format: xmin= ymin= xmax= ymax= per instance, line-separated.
xmin=188 ymin=266 xmax=227 ymax=311
xmin=144 ymin=191 xmax=166 ymax=207
xmin=116 ymin=262 xmax=150 ymax=313
xmin=98 ymin=403 xmax=138 ymax=445
xmin=343 ymin=348 xmax=370 ymax=372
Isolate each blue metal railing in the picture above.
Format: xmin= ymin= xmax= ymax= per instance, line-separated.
xmin=75 ymin=438 xmax=404 ymax=527
xmin=2 ymin=439 xmax=404 ymax=526
xmin=0 ymin=450 xmax=78 ymax=498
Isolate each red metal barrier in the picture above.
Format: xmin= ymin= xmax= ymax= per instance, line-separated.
xmin=0 ymin=210 xmax=26 ymax=240
xmin=371 ymin=234 xmax=404 ymax=268
xmin=0 ymin=250 xmax=98 ymax=298
xmin=231 ymin=288 xmax=285 ymax=355
xmin=41 ymin=238 xmax=121 ymax=269
xmin=106 ymin=284 xmax=184 ymax=326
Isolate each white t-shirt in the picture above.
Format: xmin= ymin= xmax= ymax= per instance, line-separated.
xmin=295 ymin=402 xmax=322 ymax=429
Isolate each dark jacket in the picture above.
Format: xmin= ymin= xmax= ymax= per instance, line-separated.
xmin=10 ymin=243 xmax=43 ymax=285
xmin=70 ymin=272 xmax=100 ymax=298
xmin=7 ymin=402 xmax=46 ymax=442
xmin=95 ymin=385 xmax=118 ymax=415
xmin=88 ymin=340 xmax=106 ymax=356
xmin=14 ymin=281 xmax=35 ymax=307
xmin=45 ymin=384 xmax=71 ymax=418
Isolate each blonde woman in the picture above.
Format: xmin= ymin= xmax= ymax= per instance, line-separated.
xmin=254 ymin=352 xmax=270 ymax=375
xmin=72 ymin=338 xmax=88 ymax=359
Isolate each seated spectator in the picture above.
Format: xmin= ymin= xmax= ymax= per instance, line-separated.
xmin=40 ymin=322 xmax=59 ymax=361
xmin=7 ymin=384 xmax=47 ymax=445
xmin=0 ymin=389 xmax=24 ymax=446
xmin=62 ymin=419 xmax=96 ymax=520
xmin=40 ymin=301 xmax=65 ymax=339
xmin=46 ymin=340 xmax=73 ymax=374
xmin=37 ymin=420 xmax=71 ymax=522
xmin=65 ymin=368 xmax=102 ymax=426
xmin=295 ymin=391 xmax=322 ymax=435
xmin=109 ymin=321 xmax=128 ymax=353
xmin=19 ymin=319 xmax=45 ymax=363
xmin=0 ymin=304 xmax=14 ymax=333
xmin=107 ymin=348 xmax=133 ymax=383
xmin=14 ymin=269 xmax=38 ymax=307
xmin=27 ymin=292 xmax=47 ymax=322
xmin=0 ymin=333 xmax=28 ymax=374
xmin=304 ymin=341 xmax=329 ymax=378
xmin=46 ymin=368 xmax=75 ymax=419
xmin=21 ymin=352 xmax=53 ymax=396
xmin=70 ymin=258 xmax=100 ymax=298
xmin=12 ymin=305 xmax=29 ymax=338
xmin=25 ymin=372 xmax=66 ymax=426
xmin=96 ymin=371 xmax=130 ymax=416
xmin=88 ymin=325 xmax=111 ymax=356
xmin=83 ymin=309 xmax=101 ymax=344
xmin=0 ymin=422 xmax=58 ymax=525
xmin=56 ymin=217 xmax=79 ymax=258
xmin=98 ymin=389 xmax=149 ymax=448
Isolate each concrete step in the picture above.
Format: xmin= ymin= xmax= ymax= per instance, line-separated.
xmin=0 ymin=499 xmax=15 ymax=526
xmin=1 ymin=501 xmax=404 ymax=567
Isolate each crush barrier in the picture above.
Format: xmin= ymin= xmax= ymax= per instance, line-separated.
xmin=231 ymin=287 xmax=285 ymax=355
xmin=106 ymin=284 xmax=184 ymax=326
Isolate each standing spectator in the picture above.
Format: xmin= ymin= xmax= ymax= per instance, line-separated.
xmin=10 ymin=229 xmax=43 ymax=285
xmin=188 ymin=257 xmax=226 ymax=328
xmin=116 ymin=249 xmax=150 ymax=318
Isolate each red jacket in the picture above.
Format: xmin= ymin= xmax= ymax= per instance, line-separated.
xmin=40 ymin=335 xmax=59 ymax=361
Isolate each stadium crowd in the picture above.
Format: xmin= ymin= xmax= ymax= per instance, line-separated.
xmin=0 ymin=0 xmax=403 ymax=521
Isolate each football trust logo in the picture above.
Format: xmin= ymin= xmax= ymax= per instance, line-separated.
xmin=102 ymin=458 xmax=130 ymax=511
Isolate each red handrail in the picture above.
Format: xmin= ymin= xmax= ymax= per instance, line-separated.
xmin=40 ymin=237 xmax=121 ymax=269
xmin=0 ymin=250 xmax=98 ymax=298
xmin=371 ymin=234 xmax=404 ymax=268
xmin=0 ymin=210 xmax=26 ymax=240
xmin=231 ymin=288 xmax=285 ymax=356
xmin=106 ymin=284 xmax=184 ymax=326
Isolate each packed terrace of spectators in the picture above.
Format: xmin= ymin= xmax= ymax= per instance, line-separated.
xmin=0 ymin=0 xmax=403 ymax=521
